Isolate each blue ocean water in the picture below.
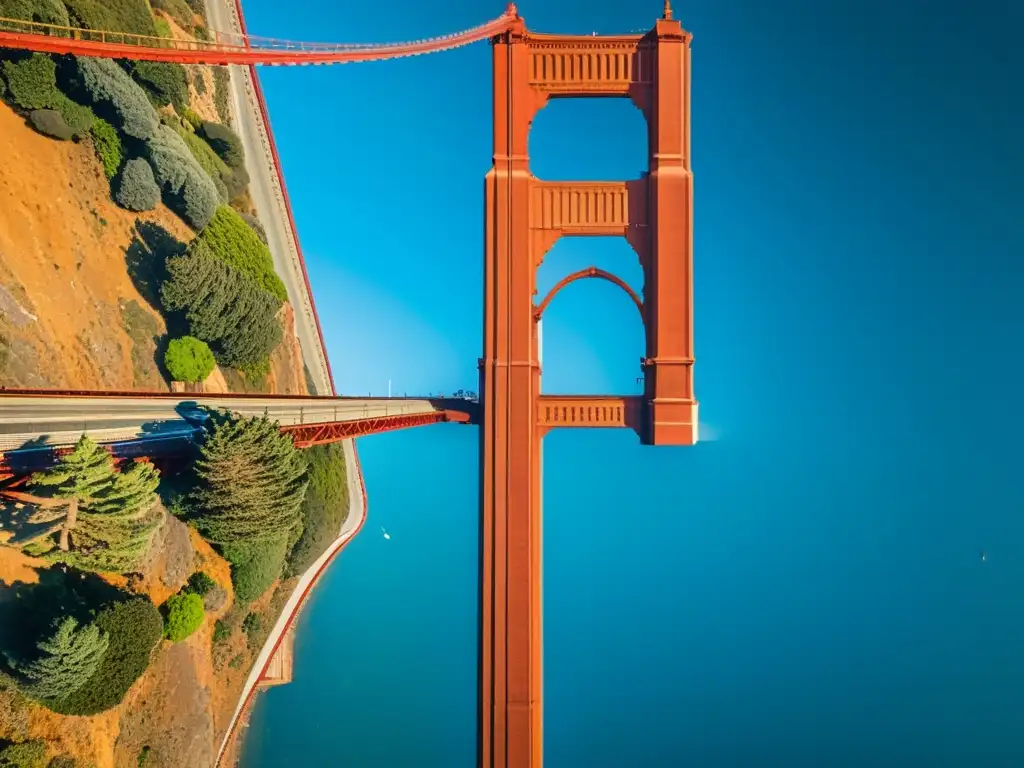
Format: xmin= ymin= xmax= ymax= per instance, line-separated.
xmin=237 ymin=0 xmax=1024 ymax=765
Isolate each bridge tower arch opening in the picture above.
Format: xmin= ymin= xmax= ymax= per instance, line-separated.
xmin=479 ymin=4 xmax=697 ymax=768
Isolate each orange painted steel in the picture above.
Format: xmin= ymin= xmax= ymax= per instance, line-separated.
xmin=283 ymin=410 xmax=469 ymax=448
xmin=0 ymin=9 xmax=516 ymax=66
xmin=534 ymin=266 xmax=644 ymax=321
xmin=479 ymin=5 xmax=696 ymax=767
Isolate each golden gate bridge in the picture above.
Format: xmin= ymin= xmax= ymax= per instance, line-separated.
xmin=0 ymin=2 xmax=696 ymax=766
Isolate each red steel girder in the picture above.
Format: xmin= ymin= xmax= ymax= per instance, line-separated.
xmin=282 ymin=410 xmax=464 ymax=448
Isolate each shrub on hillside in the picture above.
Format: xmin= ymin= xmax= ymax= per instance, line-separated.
xmin=90 ymin=117 xmax=123 ymax=178
xmin=162 ymin=592 xmax=204 ymax=642
xmin=161 ymin=241 xmax=283 ymax=367
xmin=131 ymin=61 xmax=189 ymax=110
xmin=163 ymin=335 xmax=215 ymax=382
xmin=2 ymin=53 xmax=59 ymax=110
xmin=28 ymin=108 xmax=73 ymax=140
xmin=0 ymin=740 xmax=47 ymax=768
xmin=196 ymin=206 xmax=287 ymax=302
xmin=224 ymin=164 xmax=249 ymax=201
xmin=287 ymin=443 xmax=349 ymax=575
xmin=185 ymin=570 xmax=216 ymax=596
xmin=53 ymin=95 xmax=94 ymax=136
xmin=62 ymin=0 xmax=157 ymax=36
xmin=50 ymin=598 xmax=163 ymax=716
xmin=145 ymin=124 xmax=219 ymax=229
xmin=184 ymin=0 xmax=204 ymax=14
xmin=75 ymin=56 xmax=158 ymax=140
xmin=0 ymin=0 xmax=69 ymax=27
xmin=181 ymin=105 xmax=203 ymax=130
xmin=115 ymin=157 xmax=160 ymax=212
xmin=154 ymin=16 xmax=172 ymax=40
xmin=239 ymin=211 xmax=268 ymax=245
xmin=180 ymin=129 xmax=230 ymax=201
xmin=197 ymin=120 xmax=244 ymax=168
xmin=221 ymin=534 xmax=290 ymax=603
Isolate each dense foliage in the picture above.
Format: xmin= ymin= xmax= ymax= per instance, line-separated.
xmin=239 ymin=211 xmax=268 ymax=245
xmin=196 ymin=206 xmax=287 ymax=301
xmin=28 ymin=109 xmax=73 ymax=140
xmin=221 ymin=534 xmax=289 ymax=603
xmin=179 ymin=129 xmax=230 ymax=201
xmin=75 ymin=56 xmax=158 ymax=140
xmin=18 ymin=617 xmax=108 ymax=705
xmin=161 ymin=241 xmax=282 ymax=367
xmin=162 ymin=593 xmax=204 ymax=642
xmin=89 ymin=117 xmax=123 ymax=178
xmin=287 ymin=443 xmax=349 ymax=575
xmin=62 ymin=0 xmax=157 ymax=36
xmin=163 ymin=335 xmax=215 ymax=382
xmin=115 ymin=156 xmax=160 ymax=212
xmin=197 ymin=119 xmax=243 ymax=168
xmin=0 ymin=740 xmax=47 ymax=768
xmin=2 ymin=54 xmax=59 ymax=110
xmin=131 ymin=61 xmax=189 ymax=110
xmin=50 ymin=598 xmax=163 ymax=715
xmin=0 ymin=0 xmax=69 ymax=27
xmin=66 ymin=461 xmax=162 ymax=573
xmin=190 ymin=410 xmax=308 ymax=546
xmin=30 ymin=434 xmax=116 ymax=552
xmin=181 ymin=104 xmax=203 ymax=129
xmin=145 ymin=124 xmax=219 ymax=229
xmin=30 ymin=436 xmax=162 ymax=573
xmin=185 ymin=570 xmax=216 ymax=596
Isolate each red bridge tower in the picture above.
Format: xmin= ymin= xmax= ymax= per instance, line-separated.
xmin=479 ymin=3 xmax=696 ymax=766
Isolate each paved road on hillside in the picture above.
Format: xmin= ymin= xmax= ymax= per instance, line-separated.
xmin=204 ymin=0 xmax=333 ymax=397
xmin=0 ymin=395 xmax=438 ymax=450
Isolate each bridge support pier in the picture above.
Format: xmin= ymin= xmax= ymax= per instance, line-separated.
xmin=480 ymin=6 xmax=694 ymax=768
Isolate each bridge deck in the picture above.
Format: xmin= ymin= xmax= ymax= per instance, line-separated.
xmin=0 ymin=394 xmax=448 ymax=451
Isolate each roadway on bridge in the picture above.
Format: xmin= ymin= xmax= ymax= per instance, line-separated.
xmin=0 ymin=395 xmax=438 ymax=451
xmin=205 ymin=0 xmax=333 ymax=396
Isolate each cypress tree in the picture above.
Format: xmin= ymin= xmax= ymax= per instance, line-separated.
xmin=30 ymin=435 xmax=116 ymax=551
xmin=19 ymin=616 xmax=109 ymax=705
xmin=71 ymin=460 xmax=163 ymax=573
xmin=161 ymin=241 xmax=282 ymax=367
xmin=191 ymin=410 xmax=308 ymax=545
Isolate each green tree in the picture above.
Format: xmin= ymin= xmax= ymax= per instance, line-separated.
xmin=161 ymin=241 xmax=282 ymax=367
xmin=51 ymin=598 xmax=163 ymax=716
xmin=18 ymin=617 xmax=109 ymax=705
xmin=162 ymin=593 xmax=204 ymax=642
xmin=195 ymin=206 xmax=286 ymax=301
xmin=164 ymin=336 xmax=215 ymax=382
xmin=287 ymin=443 xmax=349 ymax=575
xmin=30 ymin=435 xmax=116 ymax=552
xmin=190 ymin=410 xmax=308 ymax=546
xmin=0 ymin=740 xmax=47 ymax=768
xmin=68 ymin=460 xmax=162 ymax=573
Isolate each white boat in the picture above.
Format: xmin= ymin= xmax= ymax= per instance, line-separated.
xmin=382 ymin=526 xmax=390 ymax=540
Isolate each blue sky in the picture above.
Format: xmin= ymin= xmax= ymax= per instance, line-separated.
xmin=239 ymin=0 xmax=1024 ymax=764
